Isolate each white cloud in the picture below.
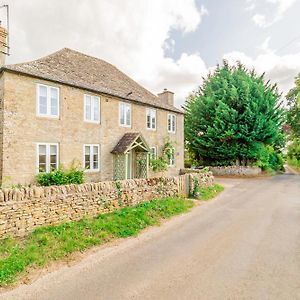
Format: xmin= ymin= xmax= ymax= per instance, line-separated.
xmin=223 ymin=48 xmax=300 ymax=97
xmin=252 ymin=14 xmax=269 ymax=27
xmin=251 ymin=0 xmax=297 ymax=27
xmin=5 ymin=0 xmax=209 ymax=108
xmin=267 ymin=0 xmax=297 ymax=15
xmin=257 ymin=36 xmax=274 ymax=54
xmin=245 ymin=0 xmax=256 ymax=11
xmin=245 ymin=3 xmax=256 ymax=11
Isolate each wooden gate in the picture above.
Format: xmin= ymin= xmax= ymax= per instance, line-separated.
xmin=177 ymin=174 xmax=190 ymax=197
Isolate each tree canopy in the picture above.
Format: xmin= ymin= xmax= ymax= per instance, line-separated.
xmin=286 ymin=73 xmax=300 ymax=137
xmin=184 ymin=61 xmax=284 ymax=166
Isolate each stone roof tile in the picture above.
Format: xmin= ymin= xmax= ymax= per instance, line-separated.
xmin=3 ymin=48 xmax=182 ymax=114
xmin=111 ymin=132 xmax=141 ymax=154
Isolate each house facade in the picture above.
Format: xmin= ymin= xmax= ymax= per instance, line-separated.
xmin=0 ymin=45 xmax=184 ymax=185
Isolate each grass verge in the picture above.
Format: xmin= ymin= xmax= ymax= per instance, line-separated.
xmin=288 ymin=158 xmax=300 ymax=173
xmin=198 ymin=184 xmax=224 ymax=200
xmin=0 ymin=197 xmax=193 ymax=286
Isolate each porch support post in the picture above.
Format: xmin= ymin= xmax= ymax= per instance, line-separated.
xmin=146 ymin=152 xmax=149 ymax=178
xmin=125 ymin=153 xmax=128 ymax=180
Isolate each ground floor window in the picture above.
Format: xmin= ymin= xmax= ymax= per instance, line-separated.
xmin=37 ymin=143 xmax=59 ymax=173
xmin=168 ymin=147 xmax=175 ymax=166
xmin=84 ymin=144 xmax=100 ymax=171
xmin=150 ymin=147 xmax=157 ymax=160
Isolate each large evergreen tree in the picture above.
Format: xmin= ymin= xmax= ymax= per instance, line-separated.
xmin=184 ymin=62 xmax=284 ymax=166
xmin=286 ymin=73 xmax=300 ymax=137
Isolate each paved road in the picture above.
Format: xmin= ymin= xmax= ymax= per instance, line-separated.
xmin=1 ymin=174 xmax=300 ymax=300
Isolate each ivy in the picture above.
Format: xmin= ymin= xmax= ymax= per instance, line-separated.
xmin=149 ymin=139 xmax=174 ymax=173
xmin=115 ymin=181 xmax=122 ymax=199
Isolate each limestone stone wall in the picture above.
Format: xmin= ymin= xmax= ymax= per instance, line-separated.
xmin=209 ymin=166 xmax=262 ymax=176
xmin=179 ymin=169 xmax=215 ymax=193
xmin=1 ymin=72 xmax=184 ymax=185
xmin=0 ymin=172 xmax=214 ymax=239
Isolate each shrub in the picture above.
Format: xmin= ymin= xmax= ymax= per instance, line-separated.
xmin=150 ymin=157 xmax=168 ymax=172
xmin=36 ymin=167 xmax=84 ymax=186
xmin=192 ymin=177 xmax=201 ymax=198
xmin=287 ymin=139 xmax=300 ymax=171
xmin=255 ymin=145 xmax=284 ymax=171
xmin=288 ymin=139 xmax=300 ymax=160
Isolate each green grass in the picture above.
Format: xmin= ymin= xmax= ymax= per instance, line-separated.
xmin=198 ymin=184 xmax=224 ymax=200
xmin=0 ymin=197 xmax=193 ymax=286
xmin=288 ymin=158 xmax=300 ymax=172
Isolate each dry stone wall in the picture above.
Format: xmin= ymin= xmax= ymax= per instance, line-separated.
xmin=209 ymin=166 xmax=262 ymax=176
xmin=179 ymin=170 xmax=215 ymax=194
xmin=0 ymin=173 xmax=214 ymax=238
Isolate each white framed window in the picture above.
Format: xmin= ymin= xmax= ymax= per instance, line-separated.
xmin=84 ymin=144 xmax=100 ymax=171
xmin=37 ymin=84 xmax=59 ymax=118
xmin=84 ymin=94 xmax=100 ymax=123
xmin=168 ymin=114 xmax=176 ymax=133
xmin=168 ymin=147 xmax=175 ymax=166
xmin=36 ymin=143 xmax=59 ymax=173
xmin=119 ymin=102 xmax=131 ymax=127
xmin=150 ymin=147 xmax=157 ymax=160
xmin=146 ymin=108 xmax=156 ymax=130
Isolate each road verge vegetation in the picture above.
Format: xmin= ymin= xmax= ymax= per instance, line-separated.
xmin=287 ymin=138 xmax=300 ymax=173
xmin=0 ymin=197 xmax=193 ymax=287
xmin=193 ymin=184 xmax=224 ymax=201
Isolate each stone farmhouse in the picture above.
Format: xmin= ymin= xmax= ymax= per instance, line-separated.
xmin=0 ymin=31 xmax=184 ymax=185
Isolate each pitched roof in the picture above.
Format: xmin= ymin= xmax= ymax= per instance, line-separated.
xmin=3 ymin=48 xmax=182 ymax=114
xmin=111 ymin=132 xmax=149 ymax=154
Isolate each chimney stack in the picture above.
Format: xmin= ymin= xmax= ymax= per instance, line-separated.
xmin=158 ymin=88 xmax=174 ymax=106
xmin=0 ymin=24 xmax=7 ymax=67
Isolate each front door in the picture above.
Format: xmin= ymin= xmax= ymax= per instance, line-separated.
xmin=126 ymin=151 xmax=133 ymax=179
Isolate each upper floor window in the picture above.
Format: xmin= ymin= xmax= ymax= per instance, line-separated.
xmin=168 ymin=147 xmax=175 ymax=166
xmin=84 ymin=94 xmax=100 ymax=123
xmin=119 ymin=102 xmax=131 ymax=127
xmin=37 ymin=84 xmax=59 ymax=118
xmin=168 ymin=114 xmax=176 ymax=133
xmin=84 ymin=144 xmax=100 ymax=171
xmin=146 ymin=108 xmax=156 ymax=130
xmin=150 ymin=146 xmax=157 ymax=160
xmin=37 ymin=143 xmax=59 ymax=173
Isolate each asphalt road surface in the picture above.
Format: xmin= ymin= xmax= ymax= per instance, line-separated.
xmin=1 ymin=173 xmax=300 ymax=300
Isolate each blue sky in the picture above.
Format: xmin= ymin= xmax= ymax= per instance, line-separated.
xmin=168 ymin=0 xmax=300 ymax=64
xmin=3 ymin=0 xmax=300 ymax=107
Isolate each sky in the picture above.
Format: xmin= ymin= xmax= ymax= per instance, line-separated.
xmin=1 ymin=0 xmax=300 ymax=108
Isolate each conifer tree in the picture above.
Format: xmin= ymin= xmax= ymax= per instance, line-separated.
xmin=184 ymin=61 xmax=284 ymax=166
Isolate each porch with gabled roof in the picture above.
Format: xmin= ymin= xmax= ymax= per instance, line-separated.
xmin=111 ymin=132 xmax=150 ymax=180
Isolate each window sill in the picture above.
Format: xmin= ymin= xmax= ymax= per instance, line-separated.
xmin=84 ymin=120 xmax=101 ymax=124
xmin=84 ymin=169 xmax=100 ymax=173
xmin=36 ymin=114 xmax=59 ymax=119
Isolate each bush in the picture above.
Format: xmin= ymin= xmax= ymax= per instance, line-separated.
xmin=150 ymin=157 xmax=168 ymax=172
xmin=255 ymin=145 xmax=284 ymax=172
xmin=287 ymin=139 xmax=300 ymax=171
xmin=288 ymin=139 xmax=300 ymax=160
xmin=36 ymin=167 xmax=84 ymax=186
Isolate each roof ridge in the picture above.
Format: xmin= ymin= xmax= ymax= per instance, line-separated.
xmin=62 ymin=48 xmax=160 ymax=99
